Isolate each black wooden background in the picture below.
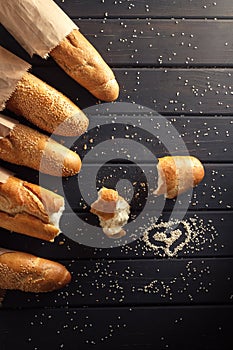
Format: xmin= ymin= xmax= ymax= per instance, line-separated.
xmin=0 ymin=1 xmax=233 ymax=349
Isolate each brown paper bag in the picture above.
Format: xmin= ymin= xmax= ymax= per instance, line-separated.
xmin=0 ymin=46 xmax=31 ymax=111
xmin=0 ymin=0 xmax=78 ymax=58
xmin=0 ymin=166 xmax=14 ymax=184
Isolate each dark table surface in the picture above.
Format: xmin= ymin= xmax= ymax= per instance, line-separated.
xmin=0 ymin=1 xmax=233 ymax=349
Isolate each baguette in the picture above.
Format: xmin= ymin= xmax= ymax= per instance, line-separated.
xmin=91 ymin=187 xmax=130 ymax=239
xmin=0 ymin=172 xmax=64 ymax=241
xmin=0 ymin=248 xmax=71 ymax=292
xmin=6 ymin=72 xmax=89 ymax=137
xmin=51 ymin=29 xmax=119 ymax=102
xmin=0 ymin=114 xmax=81 ymax=177
xmin=154 ymin=156 xmax=205 ymax=199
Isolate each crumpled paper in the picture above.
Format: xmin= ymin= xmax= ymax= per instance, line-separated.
xmin=0 ymin=46 xmax=31 ymax=111
xmin=0 ymin=114 xmax=18 ymax=140
xmin=0 ymin=165 xmax=13 ymax=184
xmin=0 ymin=0 xmax=78 ymax=58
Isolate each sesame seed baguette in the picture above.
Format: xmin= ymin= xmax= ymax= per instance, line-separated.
xmin=0 ymin=116 xmax=81 ymax=177
xmin=154 ymin=156 xmax=205 ymax=199
xmin=50 ymin=29 xmax=119 ymax=102
xmin=0 ymin=174 xmax=64 ymax=241
xmin=6 ymin=72 xmax=89 ymax=137
xmin=0 ymin=248 xmax=71 ymax=292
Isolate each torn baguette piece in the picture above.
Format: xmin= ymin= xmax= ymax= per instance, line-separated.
xmin=0 ymin=248 xmax=71 ymax=292
xmin=154 ymin=156 xmax=205 ymax=199
xmin=6 ymin=72 xmax=89 ymax=136
xmin=90 ymin=187 xmax=130 ymax=239
xmin=0 ymin=168 xmax=64 ymax=241
xmin=51 ymin=29 xmax=119 ymax=102
xmin=0 ymin=114 xmax=81 ymax=177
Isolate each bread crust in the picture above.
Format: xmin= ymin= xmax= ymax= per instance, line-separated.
xmin=0 ymin=249 xmax=71 ymax=292
xmin=91 ymin=188 xmax=119 ymax=220
xmin=155 ymin=156 xmax=205 ymax=199
xmin=0 ymin=119 xmax=81 ymax=176
xmin=91 ymin=188 xmax=129 ymax=220
xmin=100 ymin=188 xmax=119 ymax=202
xmin=7 ymin=72 xmax=89 ymax=136
xmin=0 ymin=212 xmax=59 ymax=241
xmin=51 ymin=29 xmax=119 ymax=101
xmin=0 ymin=176 xmax=64 ymax=241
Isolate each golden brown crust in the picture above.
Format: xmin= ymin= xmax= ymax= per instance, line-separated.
xmin=0 ymin=175 xmax=64 ymax=241
xmin=90 ymin=188 xmax=129 ymax=221
xmin=0 ymin=176 xmax=63 ymax=222
xmin=90 ymin=188 xmax=119 ymax=220
xmin=189 ymin=156 xmax=205 ymax=186
xmin=0 ymin=250 xmax=71 ymax=292
xmin=91 ymin=188 xmax=130 ymax=240
xmin=51 ymin=29 xmax=119 ymax=101
xmin=0 ymin=121 xmax=81 ymax=176
xmin=6 ymin=72 xmax=89 ymax=137
xmin=23 ymin=181 xmax=64 ymax=217
xmin=100 ymin=188 xmax=119 ymax=202
xmin=0 ymin=212 xmax=59 ymax=241
xmin=156 ymin=156 xmax=205 ymax=199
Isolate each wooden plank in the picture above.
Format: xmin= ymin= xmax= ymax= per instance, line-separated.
xmin=2 ymin=30 xmax=233 ymax=115
xmin=1 ymin=306 xmax=232 ymax=349
xmin=54 ymin=0 xmax=233 ymax=18
xmin=117 ymin=68 xmax=233 ymax=114
xmin=2 ymin=257 xmax=233 ymax=308
xmin=59 ymin=164 xmax=233 ymax=211
xmin=2 ymin=113 xmax=233 ymax=168
xmin=31 ymin=66 xmax=233 ymax=115
xmin=75 ymin=19 xmax=233 ymax=67
xmin=3 ymin=18 xmax=233 ymax=68
xmin=1 ymin=114 xmax=233 ymax=165
xmin=0 ymin=211 xmax=232 ymax=260
xmin=62 ymin=120 xmax=233 ymax=164
xmin=1 ymin=305 xmax=232 ymax=349
xmin=51 ymin=115 xmax=233 ymax=164
xmin=0 ymin=2 xmax=232 ymax=346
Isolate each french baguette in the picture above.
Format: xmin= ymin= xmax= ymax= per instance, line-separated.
xmin=6 ymin=72 xmax=89 ymax=136
xmin=51 ymin=29 xmax=119 ymax=102
xmin=0 ymin=248 xmax=71 ymax=292
xmin=154 ymin=156 xmax=205 ymax=199
xmin=0 ymin=173 xmax=64 ymax=241
xmin=0 ymin=114 xmax=81 ymax=177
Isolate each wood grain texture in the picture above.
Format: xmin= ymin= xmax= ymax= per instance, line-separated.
xmin=54 ymin=0 xmax=233 ymax=18
xmin=1 ymin=115 xmax=232 ymax=166
xmin=75 ymin=19 xmax=233 ymax=67
xmin=117 ymin=68 xmax=233 ymax=114
xmin=0 ymin=211 xmax=232 ymax=259
xmin=1 ymin=306 xmax=232 ymax=350
xmin=38 ymin=210 xmax=233 ymax=259
xmin=2 ymin=257 xmax=233 ymax=308
xmin=40 ymin=164 xmax=233 ymax=211
xmin=0 ymin=1 xmax=233 ymax=349
xmin=0 ymin=161 xmax=231 ymax=213
xmin=31 ymin=66 xmax=233 ymax=115
xmin=3 ymin=18 xmax=233 ymax=67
